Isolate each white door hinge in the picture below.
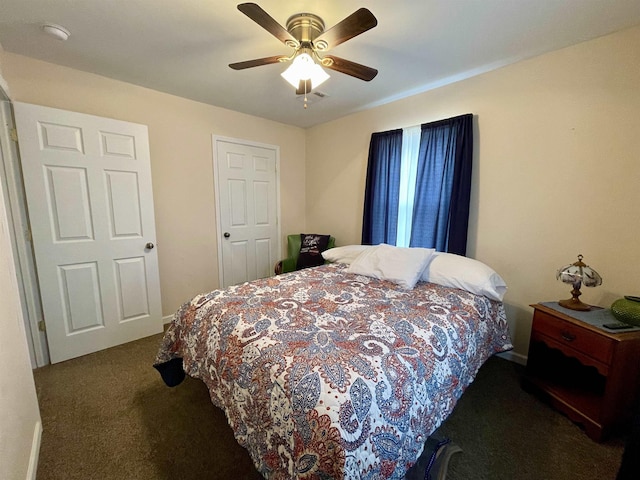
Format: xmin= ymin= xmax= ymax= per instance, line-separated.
xmin=9 ymin=128 xmax=18 ymax=142
xmin=38 ymin=320 xmax=46 ymax=332
xmin=25 ymin=228 xmax=32 ymax=242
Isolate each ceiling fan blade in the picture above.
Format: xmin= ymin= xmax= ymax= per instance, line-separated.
xmin=322 ymin=55 xmax=378 ymax=81
xmin=237 ymin=3 xmax=299 ymax=48
xmin=314 ymin=8 xmax=377 ymax=50
xmin=229 ymin=55 xmax=287 ymax=70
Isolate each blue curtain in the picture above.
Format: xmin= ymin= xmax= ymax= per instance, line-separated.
xmin=409 ymin=114 xmax=473 ymax=255
xmin=361 ymin=129 xmax=403 ymax=245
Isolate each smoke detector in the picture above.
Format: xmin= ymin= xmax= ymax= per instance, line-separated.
xmin=41 ymin=23 xmax=70 ymax=41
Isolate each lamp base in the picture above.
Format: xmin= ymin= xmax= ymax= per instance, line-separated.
xmin=559 ymin=297 xmax=592 ymax=311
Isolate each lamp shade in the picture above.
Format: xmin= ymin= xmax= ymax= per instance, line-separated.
xmin=281 ymin=53 xmax=330 ymax=90
xmin=556 ymin=254 xmax=602 ymax=310
xmin=556 ymin=255 xmax=602 ymax=287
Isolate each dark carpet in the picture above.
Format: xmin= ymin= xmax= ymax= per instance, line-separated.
xmin=33 ymin=333 xmax=625 ymax=480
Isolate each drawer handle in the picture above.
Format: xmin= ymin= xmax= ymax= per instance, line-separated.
xmin=561 ymin=331 xmax=576 ymax=342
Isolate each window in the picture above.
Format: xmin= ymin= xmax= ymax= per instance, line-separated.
xmin=397 ymin=126 xmax=421 ymax=247
xmin=362 ymin=114 xmax=473 ymax=255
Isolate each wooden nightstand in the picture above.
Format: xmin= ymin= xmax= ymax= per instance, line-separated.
xmin=524 ymin=303 xmax=640 ymax=441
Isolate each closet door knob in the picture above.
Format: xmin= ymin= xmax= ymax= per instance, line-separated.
xmin=224 ymin=232 xmax=230 ymax=238
xmin=145 ymin=242 xmax=155 ymax=249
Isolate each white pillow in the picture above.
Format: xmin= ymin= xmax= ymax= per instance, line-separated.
xmin=345 ymin=244 xmax=435 ymax=290
xmin=421 ymin=252 xmax=507 ymax=302
xmin=322 ymin=244 xmax=373 ymax=265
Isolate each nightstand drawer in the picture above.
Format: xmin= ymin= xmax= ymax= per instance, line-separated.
xmin=532 ymin=310 xmax=614 ymax=365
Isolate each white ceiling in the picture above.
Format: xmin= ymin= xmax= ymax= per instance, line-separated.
xmin=1 ymin=0 xmax=640 ymax=128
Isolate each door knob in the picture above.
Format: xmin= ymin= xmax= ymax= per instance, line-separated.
xmin=224 ymin=232 xmax=230 ymax=238
xmin=145 ymin=242 xmax=155 ymax=249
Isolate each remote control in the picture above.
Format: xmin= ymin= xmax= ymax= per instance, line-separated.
xmin=603 ymin=322 xmax=632 ymax=330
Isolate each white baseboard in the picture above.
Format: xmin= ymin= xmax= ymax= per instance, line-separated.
xmin=497 ymin=350 xmax=527 ymax=366
xmin=26 ymin=420 xmax=42 ymax=480
xmin=162 ymin=314 xmax=173 ymax=325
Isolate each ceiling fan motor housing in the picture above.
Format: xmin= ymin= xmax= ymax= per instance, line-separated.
xmin=285 ymin=13 xmax=328 ymax=50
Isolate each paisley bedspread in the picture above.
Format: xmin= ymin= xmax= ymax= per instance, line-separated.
xmin=154 ymin=263 xmax=513 ymax=479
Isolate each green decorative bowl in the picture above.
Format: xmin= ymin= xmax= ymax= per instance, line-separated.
xmin=611 ymin=297 xmax=640 ymax=326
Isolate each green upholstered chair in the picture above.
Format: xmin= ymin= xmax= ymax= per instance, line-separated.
xmin=275 ymin=234 xmax=335 ymax=274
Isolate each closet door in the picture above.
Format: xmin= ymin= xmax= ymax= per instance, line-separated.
xmin=214 ymin=136 xmax=279 ymax=288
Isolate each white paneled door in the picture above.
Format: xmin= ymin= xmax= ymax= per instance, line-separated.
xmin=14 ymin=103 xmax=162 ymax=363
xmin=214 ymin=137 xmax=279 ymax=288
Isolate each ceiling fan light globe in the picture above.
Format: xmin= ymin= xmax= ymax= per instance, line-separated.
xmin=309 ymin=63 xmax=330 ymax=89
xmin=281 ymin=67 xmax=303 ymax=88
xmin=281 ymin=53 xmax=329 ymax=90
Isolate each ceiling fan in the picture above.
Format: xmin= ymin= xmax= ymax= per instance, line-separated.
xmin=229 ymin=3 xmax=378 ymax=95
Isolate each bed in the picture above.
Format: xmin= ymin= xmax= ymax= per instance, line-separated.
xmin=154 ymin=254 xmax=512 ymax=480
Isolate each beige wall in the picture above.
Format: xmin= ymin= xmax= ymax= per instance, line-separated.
xmin=0 ymin=125 xmax=41 ymax=478
xmin=305 ymin=25 xmax=640 ymax=356
xmin=2 ymin=26 xmax=639 ymax=358
xmin=1 ymin=52 xmax=307 ymax=316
